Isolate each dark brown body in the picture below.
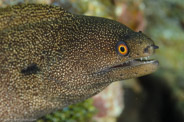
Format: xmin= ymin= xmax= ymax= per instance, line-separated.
xmin=0 ymin=4 xmax=158 ymax=121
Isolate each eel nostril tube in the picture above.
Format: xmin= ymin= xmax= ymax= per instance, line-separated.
xmin=144 ymin=45 xmax=159 ymax=53
xmin=152 ymin=45 xmax=159 ymax=49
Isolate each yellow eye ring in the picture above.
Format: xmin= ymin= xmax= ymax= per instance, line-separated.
xmin=116 ymin=41 xmax=129 ymax=56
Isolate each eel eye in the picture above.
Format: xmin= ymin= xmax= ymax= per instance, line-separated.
xmin=116 ymin=41 xmax=129 ymax=56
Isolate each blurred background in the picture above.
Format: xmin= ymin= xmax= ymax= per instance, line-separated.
xmin=0 ymin=0 xmax=184 ymax=122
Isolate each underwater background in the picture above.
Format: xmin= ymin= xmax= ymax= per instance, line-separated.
xmin=0 ymin=0 xmax=184 ymax=122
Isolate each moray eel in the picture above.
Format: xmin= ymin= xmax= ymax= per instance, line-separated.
xmin=0 ymin=4 xmax=159 ymax=121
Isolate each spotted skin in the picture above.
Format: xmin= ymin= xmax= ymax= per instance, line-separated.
xmin=0 ymin=4 xmax=158 ymax=121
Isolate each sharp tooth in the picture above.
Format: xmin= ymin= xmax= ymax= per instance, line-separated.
xmin=146 ymin=57 xmax=148 ymax=60
xmin=141 ymin=58 xmax=142 ymax=61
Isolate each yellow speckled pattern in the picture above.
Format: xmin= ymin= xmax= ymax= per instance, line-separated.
xmin=0 ymin=4 xmax=158 ymax=121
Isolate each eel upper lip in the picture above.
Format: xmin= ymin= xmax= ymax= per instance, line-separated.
xmin=110 ymin=56 xmax=158 ymax=69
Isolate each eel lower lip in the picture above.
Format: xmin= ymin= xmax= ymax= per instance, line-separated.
xmin=111 ymin=58 xmax=159 ymax=69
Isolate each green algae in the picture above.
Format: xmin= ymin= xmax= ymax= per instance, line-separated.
xmin=37 ymin=99 xmax=97 ymax=122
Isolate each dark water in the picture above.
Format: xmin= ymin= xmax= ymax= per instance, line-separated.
xmin=118 ymin=75 xmax=184 ymax=122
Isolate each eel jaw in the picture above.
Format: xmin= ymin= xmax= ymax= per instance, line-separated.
xmin=110 ymin=56 xmax=159 ymax=69
xmin=101 ymin=56 xmax=159 ymax=80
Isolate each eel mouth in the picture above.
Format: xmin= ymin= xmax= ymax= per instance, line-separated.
xmin=110 ymin=56 xmax=159 ymax=69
